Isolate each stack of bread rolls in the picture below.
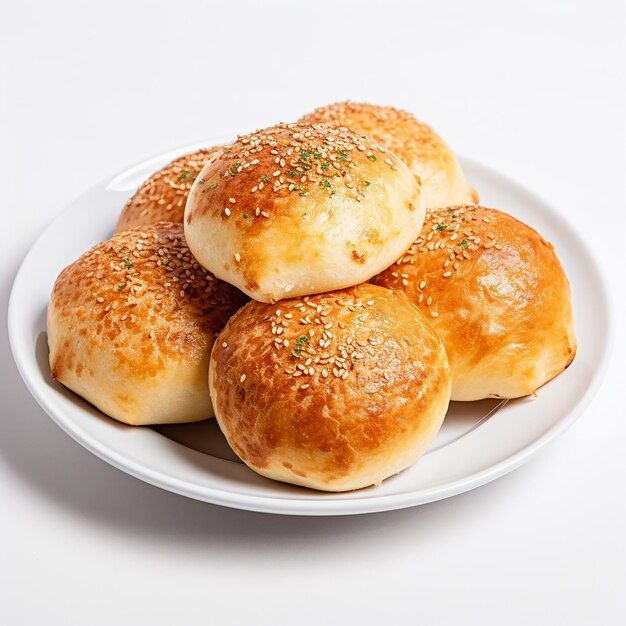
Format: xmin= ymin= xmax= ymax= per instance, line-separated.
xmin=48 ymin=102 xmax=576 ymax=492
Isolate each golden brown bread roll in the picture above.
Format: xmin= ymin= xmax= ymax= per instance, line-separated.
xmin=48 ymin=222 xmax=248 ymax=425
xmin=185 ymin=123 xmax=424 ymax=303
xmin=298 ymin=102 xmax=477 ymax=209
xmin=115 ymin=148 xmax=221 ymax=232
xmin=372 ymin=205 xmax=576 ymax=400
xmin=209 ymin=283 xmax=451 ymax=492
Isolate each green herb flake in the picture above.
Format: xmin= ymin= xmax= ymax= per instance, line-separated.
xmin=447 ymin=208 xmax=456 ymax=216
xmin=460 ymin=239 xmax=468 ymax=249
xmin=178 ymin=170 xmax=190 ymax=181
xmin=223 ymin=147 xmax=232 ymax=153
xmin=287 ymin=169 xmax=302 ymax=178
xmin=321 ymin=162 xmax=329 ymax=171
xmin=243 ymin=213 xmax=249 ymax=219
xmin=115 ymin=283 xmax=127 ymax=292
xmin=299 ymin=150 xmax=310 ymax=161
xmin=436 ymin=224 xmax=447 ymax=231
xmin=261 ymin=175 xmax=269 ymax=182
xmin=123 ymin=258 xmax=133 ymax=268
xmin=228 ymin=162 xmax=241 ymax=176
xmin=364 ymin=180 xmax=371 ymax=187
xmin=312 ymin=151 xmax=321 ymax=159
xmin=209 ymin=183 xmax=218 ymax=189
xmin=337 ymin=150 xmax=348 ymax=162
xmin=367 ymin=155 xmax=377 ymax=162
xmin=320 ymin=179 xmax=332 ymax=189
xmin=291 ymin=335 xmax=310 ymax=358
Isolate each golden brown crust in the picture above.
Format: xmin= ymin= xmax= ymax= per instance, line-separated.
xmin=299 ymin=102 xmax=478 ymax=209
xmin=48 ymin=222 xmax=248 ymax=425
xmin=209 ymin=283 xmax=451 ymax=491
xmin=372 ymin=206 xmax=576 ymax=400
xmin=185 ymin=123 xmax=424 ymax=302
xmin=115 ymin=148 xmax=221 ymax=232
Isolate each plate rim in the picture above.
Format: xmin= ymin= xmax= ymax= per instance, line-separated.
xmin=7 ymin=144 xmax=614 ymax=516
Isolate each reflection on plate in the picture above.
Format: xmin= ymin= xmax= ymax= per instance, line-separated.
xmin=8 ymin=138 xmax=611 ymax=515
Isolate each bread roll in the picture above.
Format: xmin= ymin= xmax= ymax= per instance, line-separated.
xmin=185 ymin=123 xmax=424 ymax=303
xmin=209 ymin=283 xmax=451 ymax=492
xmin=48 ymin=222 xmax=247 ymax=425
xmin=299 ymin=102 xmax=477 ymax=209
xmin=115 ymin=148 xmax=221 ymax=232
xmin=372 ymin=205 xmax=576 ymax=400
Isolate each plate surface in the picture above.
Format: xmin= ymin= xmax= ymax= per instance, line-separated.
xmin=8 ymin=139 xmax=612 ymax=515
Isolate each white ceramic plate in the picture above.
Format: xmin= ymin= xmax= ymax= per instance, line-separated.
xmin=8 ymin=138 xmax=612 ymax=516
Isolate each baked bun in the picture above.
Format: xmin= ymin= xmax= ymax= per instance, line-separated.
xmin=372 ymin=205 xmax=576 ymax=400
xmin=185 ymin=123 xmax=424 ymax=303
xmin=209 ymin=283 xmax=451 ymax=492
xmin=298 ymin=102 xmax=477 ymax=210
xmin=115 ymin=148 xmax=221 ymax=232
xmin=48 ymin=222 xmax=247 ymax=425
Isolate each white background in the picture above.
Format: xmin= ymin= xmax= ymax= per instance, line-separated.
xmin=1 ymin=1 xmax=624 ymax=624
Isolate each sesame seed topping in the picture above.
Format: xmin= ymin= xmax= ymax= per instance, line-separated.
xmin=240 ymin=374 xmax=246 ymax=382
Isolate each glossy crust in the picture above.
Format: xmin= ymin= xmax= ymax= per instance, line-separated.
xmin=372 ymin=206 xmax=576 ymax=400
xmin=115 ymin=148 xmax=221 ymax=232
xmin=299 ymin=102 xmax=477 ymax=210
xmin=185 ymin=123 xmax=424 ymax=303
xmin=48 ymin=222 xmax=248 ymax=425
xmin=209 ymin=284 xmax=451 ymax=492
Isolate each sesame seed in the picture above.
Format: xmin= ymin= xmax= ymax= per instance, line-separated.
xmin=240 ymin=374 xmax=246 ymax=382
xmin=234 ymin=253 xmax=241 ymax=263
xmin=224 ymin=208 xmax=231 ymax=216
xmin=431 ymin=312 xmax=439 ymax=318
xmin=222 ymin=342 xmax=228 ymax=348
